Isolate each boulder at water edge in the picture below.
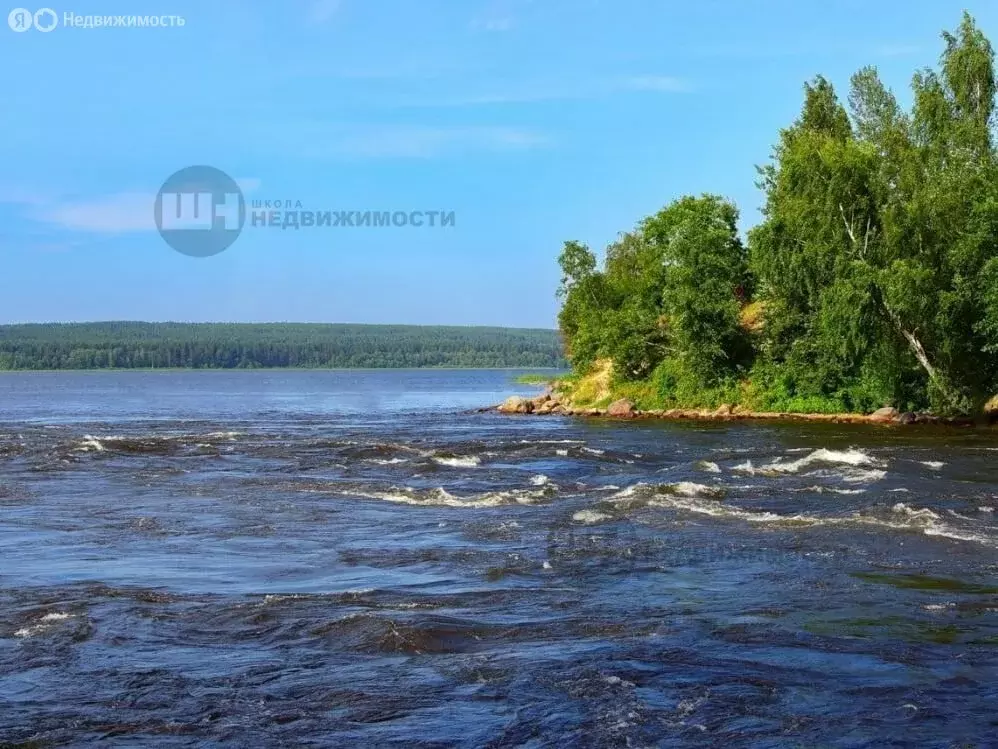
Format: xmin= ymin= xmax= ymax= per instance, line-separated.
xmin=607 ymin=398 xmax=636 ymax=418
xmin=498 ymin=396 xmax=532 ymax=414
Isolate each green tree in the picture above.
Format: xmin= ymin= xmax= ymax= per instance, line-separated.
xmin=644 ymin=195 xmax=750 ymax=387
xmin=555 ymin=195 xmax=749 ymax=390
xmin=750 ymin=13 xmax=998 ymax=413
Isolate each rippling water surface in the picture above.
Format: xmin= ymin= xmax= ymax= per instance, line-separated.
xmin=2 ymin=370 xmax=998 ymax=747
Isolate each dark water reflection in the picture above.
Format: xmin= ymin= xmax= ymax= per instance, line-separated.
xmin=1 ymin=370 xmax=997 ymax=746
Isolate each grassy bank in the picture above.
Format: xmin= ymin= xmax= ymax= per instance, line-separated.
xmin=513 ymin=372 xmax=563 ymax=385
xmin=551 ymin=359 xmax=998 ymax=419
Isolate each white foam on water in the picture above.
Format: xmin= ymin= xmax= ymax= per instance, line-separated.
xmin=573 ymin=509 xmax=613 ymax=524
xmin=734 ymin=450 xmax=886 ymax=484
xmin=604 ymin=484 xmax=994 ymax=546
xmin=920 ymin=461 xmax=945 ymax=470
xmin=612 ymin=482 xmax=725 ymax=501
xmin=888 ymin=502 xmax=940 ymax=522
xmin=367 ymin=458 xmax=409 ymax=465
xmin=922 ymin=527 xmax=990 ymax=543
xmin=602 ymin=675 xmax=635 ymax=687
xmin=856 ymin=503 xmax=992 ymax=544
xmin=15 ymin=612 xmax=74 ymax=638
xmin=669 ymin=482 xmax=726 ymax=498
xmin=796 ymin=486 xmax=866 ymax=495
xmin=75 ymin=431 xmax=242 ymax=452
xmin=582 ymin=447 xmax=606 ymax=456
xmin=262 ymin=594 xmax=310 ymax=604
xmin=432 ymin=455 xmax=481 ymax=468
xmin=555 ymin=449 xmax=569 ymax=457
xmin=39 ymin=612 xmax=71 ymax=622
xmin=947 ymin=509 xmax=977 ymax=521
xmin=649 ymin=494 xmax=788 ymax=523
xmin=530 ymin=474 xmax=550 ymax=486
xmin=695 ymin=461 xmax=722 ymax=474
xmin=923 ymin=602 xmax=956 ymax=612
xmin=76 ymin=435 xmax=107 ymax=452
xmin=761 ymin=448 xmax=880 ymax=474
xmin=355 ymin=486 xmax=548 ymax=508
xmin=518 ymin=439 xmax=584 ymax=445
xmin=979 ymin=506 xmax=994 ymax=513
xmin=840 ymin=468 xmax=887 ymax=484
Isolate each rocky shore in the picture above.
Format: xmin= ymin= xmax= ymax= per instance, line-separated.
xmin=489 ymin=390 xmax=984 ymax=426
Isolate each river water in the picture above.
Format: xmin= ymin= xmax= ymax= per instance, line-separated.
xmin=1 ymin=370 xmax=997 ymax=747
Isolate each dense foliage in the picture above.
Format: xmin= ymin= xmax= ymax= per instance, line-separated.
xmin=557 ymin=14 xmax=998 ymax=415
xmin=0 ymin=322 xmax=565 ymax=370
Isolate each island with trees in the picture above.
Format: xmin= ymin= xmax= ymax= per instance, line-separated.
xmin=544 ymin=13 xmax=998 ymax=421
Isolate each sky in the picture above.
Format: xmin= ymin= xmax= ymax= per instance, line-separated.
xmin=1 ymin=0 xmax=996 ymax=328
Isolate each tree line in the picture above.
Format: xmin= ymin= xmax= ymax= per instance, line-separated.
xmin=0 ymin=322 xmax=565 ymax=370
xmin=557 ymin=13 xmax=998 ymax=415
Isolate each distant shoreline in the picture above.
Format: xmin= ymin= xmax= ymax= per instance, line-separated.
xmin=0 ymin=322 xmax=566 ymax=371
xmin=0 ymin=366 xmax=566 ymax=374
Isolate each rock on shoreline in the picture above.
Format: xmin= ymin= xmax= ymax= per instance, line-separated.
xmin=494 ymin=393 xmax=978 ymax=426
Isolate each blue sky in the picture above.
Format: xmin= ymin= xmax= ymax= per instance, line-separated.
xmin=1 ymin=0 xmax=995 ymax=327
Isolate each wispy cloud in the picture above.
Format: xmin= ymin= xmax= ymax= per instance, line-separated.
xmin=0 ymin=186 xmax=54 ymax=207
xmin=390 ymin=75 xmax=694 ymax=107
xmin=623 ymin=75 xmax=692 ymax=93
xmin=678 ymin=42 xmax=837 ymax=60
xmin=470 ymin=0 xmax=529 ymax=32
xmin=680 ymin=40 xmax=922 ymax=61
xmin=307 ymin=0 xmax=342 ymax=24
xmin=41 ymin=192 xmax=155 ymax=233
xmin=0 ymin=177 xmax=262 ymax=234
xmin=0 ymin=184 xmax=152 ymax=233
xmin=470 ymin=16 xmax=514 ymax=32
xmin=311 ymin=124 xmax=549 ymax=158
xmin=327 ymin=65 xmax=447 ymax=80
xmin=0 ymin=239 xmax=85 ymax=253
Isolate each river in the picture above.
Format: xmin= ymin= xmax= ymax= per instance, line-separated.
xmin=1 ymin=370 xmax=996 ymax=746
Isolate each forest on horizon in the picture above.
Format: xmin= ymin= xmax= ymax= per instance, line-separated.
xmin=0 ymin=322 xmax=565 ymax=370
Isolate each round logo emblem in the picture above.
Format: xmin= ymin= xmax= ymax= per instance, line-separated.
xmin=8 ymin=8 xmax=33 ymax=31
xmin=33 ymin=8 xmax=57 ymax=31
xmin=154 ymin=165 xmax=245 ymax=257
